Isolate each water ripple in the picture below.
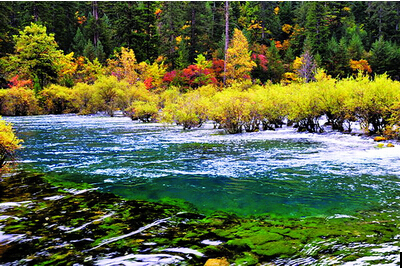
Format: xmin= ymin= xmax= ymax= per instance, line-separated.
xmin=4 ymin=115 xmax=400 ymax=216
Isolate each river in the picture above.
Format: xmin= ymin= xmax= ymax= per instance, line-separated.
xmin=5 ymin=114 xmax=400 ymax=217
xmin=1 ymin=114 xmax=400 ymax=266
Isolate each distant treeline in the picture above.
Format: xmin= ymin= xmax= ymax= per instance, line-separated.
xmin=0 ymin=1 xmax=400 ymax=87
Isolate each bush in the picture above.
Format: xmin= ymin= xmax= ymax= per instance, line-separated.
xmin=287 ymin=82 xmax=325 ymax=133
xmin=174 ymin=91 xmax=211 ymax=129
xmin=39 ymin=84 xmax=78 ymax=114
xmin=209 ymin=83 xmax=258 ymax=134
xmin=315 ymin=74 xmax=354 ymax=132
xmin=128 ymin=100 xmax=159 ymax=122
xmin=92 ymin=76 xmax=127 ymax=116
xmin=0 ymin=87 xmax=40 ymax=116
xmin=0 ymin=116 xmax=22 ymax=171
xmin=256 ymin=84 xmax=288 ymax=130
xmin=71 ymin=83 xmax=97 ymax=115
xmin=346 ymin=74 xmax=400 ymax=134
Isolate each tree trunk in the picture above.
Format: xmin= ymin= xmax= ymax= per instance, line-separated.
xmin=190 ymin=4 xmax=196 ymax=61
xmin=92 ymin=1 xmax=99 ymax=46
xmin=33 ymin=2 xmax=39 ymax=21
xmin=223 ymin=1 xmax=229 ymax=85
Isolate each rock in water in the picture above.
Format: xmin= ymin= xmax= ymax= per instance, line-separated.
xmin=204 ymin=258 xmax=230 ymax=266
xmin=374 ymin=136 xmax=386 ymax=142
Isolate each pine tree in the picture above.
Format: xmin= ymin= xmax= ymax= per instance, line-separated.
xmin=324 ymin=36 xmax=350 ymax=78
xmin=157 ymin=1 xmax=187 ymax=69
xmin=369 ymin=37 xmax=400 ymax=80
xmin=348 ymin=33 xmax=364 ymax=60
xmin=266 ymin=41 xmax=285 ymax=83
xmin=72 ymin=27 xmax=86 ymax=56
xmin=95 ymin=40 xmax=105 ymax=62
xmin=83 ymin=39 xmax=96 ymax=61
xmin=303 ymin=2 xmax=331 ymax=55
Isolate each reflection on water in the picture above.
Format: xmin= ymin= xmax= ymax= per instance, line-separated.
xmin=5 ymin=115 xmax=400 ymax=216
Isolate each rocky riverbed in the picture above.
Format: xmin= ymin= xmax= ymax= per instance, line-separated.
xmin=0 ymin=171 xmax=399 ymax=266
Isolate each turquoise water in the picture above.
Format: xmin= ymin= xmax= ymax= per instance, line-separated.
xmin=5 ymin=115 xmax=400 ymax=217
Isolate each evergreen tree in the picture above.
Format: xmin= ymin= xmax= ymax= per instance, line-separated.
xmin=95 ymin=40 xmax=106 ymax=62
xmin=71 ymin=27 xmax=86 ymax=56
xmin=365 ymin=1 xmax=400 ymax=43
xmin=12 ymin=1 xmax=82 ymax=53
xmin=187 ymin=1 xmax=213 ymax=62
xmin=157 ymin=1 xmax=187 ymax=69
xmin=83 ymin=39 xmax=96 ymax=61
xmin=266 ymin=41 xmax=285 ymax=83
xmin=348 ymin=33 xmax=365 ymax=60
xmin=175 ymin=36 xmax=190 ymax=70
xmin=369 ymin=37 xmax=400 ymax=80
xmin=0 ymin=2 xmax=14 ymax=58
xmin=323 ymin=36 xmax=350 ymax=78
xmin=302 ymin=2 xmax=331 ymax=55
xmin=258 ymin=1 xmax=282 ymax=44
xmin=107 ymin=1 xmax=159 ymax=62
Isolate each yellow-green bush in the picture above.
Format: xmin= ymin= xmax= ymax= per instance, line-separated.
xmin=39 ymin=84 xmax=78 ymax=114
xmin=383 ymin=101 xmax=400 ymax=139
xmin=159 ymin=86 xmax=212 ymax=129
xmin=0 ymin=87 xmax=40 ymax=116
xmin=256 ymin=84 xmax=288 ymax=130
xmin=0 ymin=116 xmax=23 ymax=171
xmin=175 ymin=91 xmax=211 ymax=129
xmin=209 ymin=84 xmax=257 ymax=134
xmin=317 ymin=77 xmax=354 ymax=132
xmin=92 ymin=76 xmax=128 ymax=116
xmin=71 ymin=82 xmax=97 ymax=115
xmin=287 ymin=82 xmax=326 ymax=133
xmin=128 ymin=100 xmax=159 ymax=122
xmin=345 ymin=74 xmax=400 ymax=134
xmin=123 ymin=82 xmax=160 ymax=121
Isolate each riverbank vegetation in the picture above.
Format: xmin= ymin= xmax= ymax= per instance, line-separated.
xmin=0 ymin=116 xmax=22 ymax=172
xmin=0 ymin=2 xmax=400 ymax=140
xmin=0 ymin=23 xmax=400 ymax=139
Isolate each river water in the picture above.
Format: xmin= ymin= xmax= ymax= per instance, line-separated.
xmin=5 ymin=115 xmax=400 ymax=217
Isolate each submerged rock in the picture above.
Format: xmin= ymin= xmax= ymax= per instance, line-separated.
xmin=204 ymin=257 xmax=230 ymax=266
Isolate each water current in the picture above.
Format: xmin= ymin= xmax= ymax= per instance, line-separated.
xmin=5 ymin=115 xmax=400 ymax=217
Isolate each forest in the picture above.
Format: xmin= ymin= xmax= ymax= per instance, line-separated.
xmin=0 ymin=1 xmax=400 ymax=169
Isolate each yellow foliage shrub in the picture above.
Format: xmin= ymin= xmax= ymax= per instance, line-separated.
xmin=71 ymin=82 xmax=97 ymax=115
xmin=209 ymin=84 xmax=258 ymax=133
xmin=92 ymin=76 xmax=128 ymax=116
xmin=39 ymin=84 xmax=78 ymax=114
xmin=128 ymin=100 xmax=159 ymax=122
xmin=0 ymin=116 xmax=23 ymax=171
xmin=0 ymin=87 xmax=40 ymax=116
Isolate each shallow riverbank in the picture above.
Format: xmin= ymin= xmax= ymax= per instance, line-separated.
xmin=0 ymin=171 xmax=399 ymax=266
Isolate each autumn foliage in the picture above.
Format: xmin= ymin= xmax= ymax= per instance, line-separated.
xmin=0 ymin=22 xmax=399 ymax=141
xmin=0 ymin=116 xmax=22 ymax=171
